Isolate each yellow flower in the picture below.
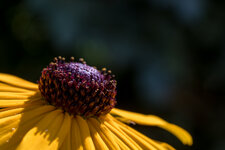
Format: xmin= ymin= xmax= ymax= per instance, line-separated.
xmin=0 ymin=57 xmax=192 ymax=150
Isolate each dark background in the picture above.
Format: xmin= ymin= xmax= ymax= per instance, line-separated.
xmin=1 ymin=0 xmax=225 ymax=150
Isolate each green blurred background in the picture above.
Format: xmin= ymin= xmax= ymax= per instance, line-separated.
xmin=1 ymin=0 xmax=225 ymax=149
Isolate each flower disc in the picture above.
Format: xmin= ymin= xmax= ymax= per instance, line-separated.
xmin=38 ymin=57 xmax=117 ymax=117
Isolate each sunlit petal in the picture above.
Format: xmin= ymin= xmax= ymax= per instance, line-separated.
xmin=76 ymin=116 xmax=95 ymax=150
xmin=16 ymin=109 xmax=63 ymax=150
xmin=88 ymin=118 xmax=120 ymax=150
xmin=71 ymin=118 xmax=83 ymax=150
xmin=88 ymin=121 xmax=109 ymax=150
xmin=0 ymin=73 xmax=38 ymax=90
xmin=111 ymin=108 xmax=193 ymax=145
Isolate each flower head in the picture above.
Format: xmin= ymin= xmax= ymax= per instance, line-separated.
xmin=39 ymin=57 xmax=116 ymax=117
xmin=0 ymin=57 xmax=193 ymax=150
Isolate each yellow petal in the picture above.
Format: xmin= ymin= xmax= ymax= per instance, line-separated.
xmin=0 ymin=95 xmax=44 ymax=108
xmin=112 ymin=134 xmax=130 ymax=150
xmin=0 ymin=83 xmax=35 ymax=93
xmin=0 ymin=105 xmax=55 ymax=149
xmin=23 ymin=98 xmax=46 ymax=106
xmin=0 ymin=111 xmax=49 ymax=149
xmin=155 ymin=141 xmax=175 ymax=150
xmin=76 ymin=116 xmax=95 ymax=150
xmin=0 ymin=100 xmax=29 ymax=107
xmin=99 ymin=125 xmax=131 ymax=150
xmin=71 ymin=117 xmax=83 ymax=150
xmin=117 ymin=123 xmax=160 ymax=150
xmin=0 ymin=92 xmax=32 ymax=99
xmin=88 ymin=118 xmax=120 ymax=150
xmin=0 ymin=108 xmax=24 ymax=119
xmin=111 ymin=108 xmax=193 ymax=145
xmin=16 ymin=109 xmax=63 ymax=150
xmin=60 ymin=120 xmax=71 ymax=150
xmin=102 ymin=119 xmax=141 ymax=150
xmin=0 ymin=95 xmax=41 ymax=108
xmin=110 ymin=115 xmax=172 ymax=150
xmin=0 ymin=73 xmax=38 ymax=90
xmin=0 ymin=118 xmax=18 ymax=137
xmin=0 ymin=131 xmax=17 ymax=147
xmin=0 ymin=105 xmax=55 ymax=147
xmin=0 ymin=105 xmax=55 ymax=131
xmin=0 ymin=114 xmax=21 ymax=130
xmin=0 ymin=91 xmax=41 ymax=101
xmin=0 ymin=103 xmax=46 ymax=119
xmin=111 ymin=108 xmax=168 ymax=125
xmin=48 ymin=112 xmax=71 ymax=149
xmin=88 ymin=121 xmax=109 ymax=150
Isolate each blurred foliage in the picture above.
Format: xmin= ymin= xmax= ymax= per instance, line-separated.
xmin=1 ymin=0 xmax=225 ymax=149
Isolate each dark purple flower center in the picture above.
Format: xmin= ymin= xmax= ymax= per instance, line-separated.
xmin=38 ymin=57 xmax=117 ymax=117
